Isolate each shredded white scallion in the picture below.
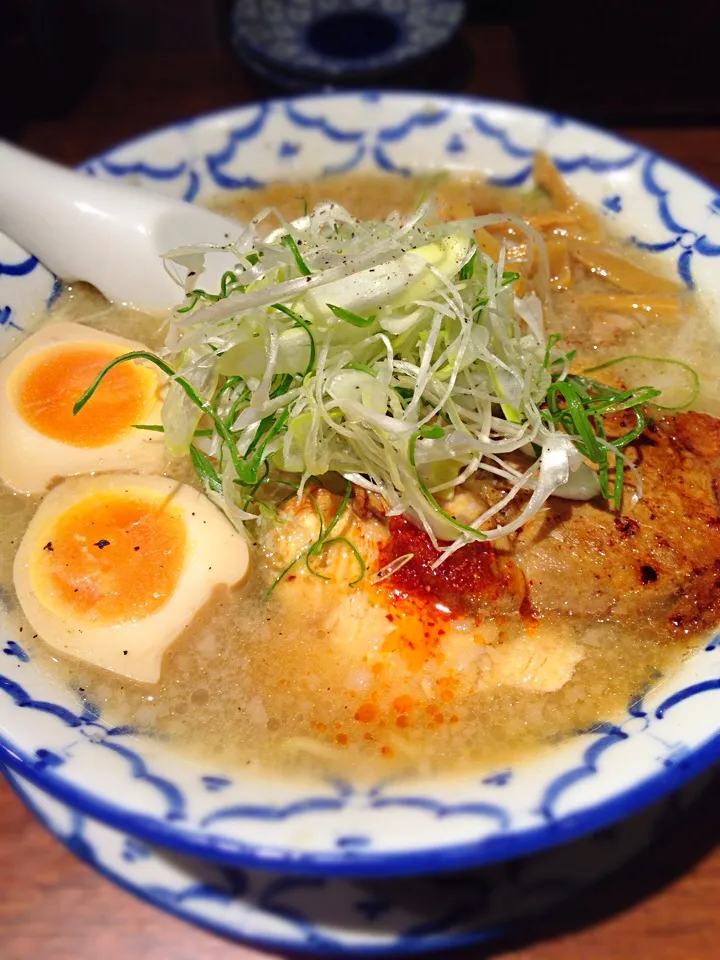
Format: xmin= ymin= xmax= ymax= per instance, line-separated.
xmin=155 ymin=199 xmax=625 ymax=556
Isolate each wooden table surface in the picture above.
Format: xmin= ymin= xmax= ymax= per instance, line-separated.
xmin=2 ymin=11 xmax=720 ymax=960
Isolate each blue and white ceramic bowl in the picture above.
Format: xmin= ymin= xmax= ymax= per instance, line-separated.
xmin=1 ymin=94 xmax=720 ymax=902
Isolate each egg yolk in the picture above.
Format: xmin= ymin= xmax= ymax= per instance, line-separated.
xmin=11 ymin=342 xmax=158 ymax=447
xmin=32 ymin=490 xmax=187 ymax=625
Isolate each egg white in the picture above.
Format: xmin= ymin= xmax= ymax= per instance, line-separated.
xmin=0 ymin=321 xmax=167 ymax=494
xmin=13 ymin=473 xmax=250 ymax=683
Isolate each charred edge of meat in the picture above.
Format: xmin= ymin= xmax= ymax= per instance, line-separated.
xmin=351 ymin=485 xmax=389 ymax=521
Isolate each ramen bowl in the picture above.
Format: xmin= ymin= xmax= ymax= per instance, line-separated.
xmin=1 ymin=93 xmax=720 ymax=951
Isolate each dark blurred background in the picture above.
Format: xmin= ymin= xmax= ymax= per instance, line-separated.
xmin=0 ymin=0 xmax=718 ymax=144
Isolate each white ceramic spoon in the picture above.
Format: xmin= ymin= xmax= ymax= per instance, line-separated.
xmin=0 ymin=140 xmax=243 ymax=312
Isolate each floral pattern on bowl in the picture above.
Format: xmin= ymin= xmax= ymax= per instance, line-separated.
xmin=3 ymin=764 xmax=709 ymax=954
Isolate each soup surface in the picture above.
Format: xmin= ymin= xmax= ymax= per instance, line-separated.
xmin=2 ymin=168 xmax=719 ymax=781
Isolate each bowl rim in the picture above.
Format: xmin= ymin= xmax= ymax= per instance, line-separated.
xmin=1 ymin=766 xmax=517 ymax=955
xmin=74 ymin=89 xmax=720 ymax=216
xmin=2 ymin=719 xmax=719 ymax=876
xmin=1 ymin=90 xmax=719 ymax=877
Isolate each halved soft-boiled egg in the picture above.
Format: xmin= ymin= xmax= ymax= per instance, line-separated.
xmin=13 ymin=473 xmax=250 ymax=683
xmin=0 ymin=321 xmax=167 ymax=494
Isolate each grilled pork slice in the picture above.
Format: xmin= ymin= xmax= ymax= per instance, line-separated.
xmin=514 ymin=411 xmax=720 ymax=636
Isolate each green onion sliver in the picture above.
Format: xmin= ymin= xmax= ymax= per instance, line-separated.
xmin=281 ymin=234 xmax=312 ymax=276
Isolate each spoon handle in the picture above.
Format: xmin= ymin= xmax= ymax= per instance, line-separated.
xmin=0 ymin=141 xmax=241 ymax=309
xmin=0 ymin=140 xmax=151 ymax=282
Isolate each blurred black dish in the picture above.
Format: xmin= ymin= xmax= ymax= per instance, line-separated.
xmin=227 ymin=0 xmax=467 ymax=92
